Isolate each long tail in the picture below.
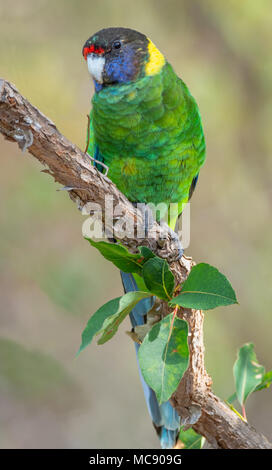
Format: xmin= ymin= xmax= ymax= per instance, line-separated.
xmin=120 ymin=271 xmax=180 ymax=449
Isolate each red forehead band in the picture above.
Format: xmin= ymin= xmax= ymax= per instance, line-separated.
xmin=83 ymin=45 xmax=105 ymax=60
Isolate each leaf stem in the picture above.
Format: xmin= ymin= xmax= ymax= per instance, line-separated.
xmin=170 ymin=305 xmax=179 ymax=328
xmin=173 ymin=305 xmax=179 ymax=317
xmin=165 ymin=305 xmax=179 ymax=355
xmin=242 ymin=404 xmax=247 ymax=421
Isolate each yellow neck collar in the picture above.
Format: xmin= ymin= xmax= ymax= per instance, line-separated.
xmin=145 ymin=39 xmax=165 ymax=76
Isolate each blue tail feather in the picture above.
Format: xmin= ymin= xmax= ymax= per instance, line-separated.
xmin=120 ymin=271 xmax=180 ymax=449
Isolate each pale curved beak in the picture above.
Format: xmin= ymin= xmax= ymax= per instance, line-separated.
xmin=87 ymin=54 xmax=105 ymax=84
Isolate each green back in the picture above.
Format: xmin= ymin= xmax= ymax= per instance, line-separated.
xmin=87 ymin=63 xmax=205 ymax=215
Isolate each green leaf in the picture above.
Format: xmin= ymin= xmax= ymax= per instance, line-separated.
xmin=86 ymin=239 xmax=175 ymax=299
xmin=226 ymin=392 xmax=237 ymax=404
xmin=171 ymin=263 xmax=238 ymax=310
xmin=254 ymin=371 xmax=272 ymax=392
xmin=132 ymin=272 xmax=150 ymax=293
xmin=97 ymin=291 xmax=152 ymax=344
xmin=86 ymin=238 xmax=143 ymax=274
xmin=78 ymin=291 xmax=152 ymax=353
xmin=142 ymin=257 xmax=175 ymax=301
xmin=138 ymin=313 xmax=189 ymax=404
xmin=178 ymin=428 xmax=204 ymax=449
xmin=138 ymin=246 xmax=156 ymax=261
xmin=227 ymin=371 xmax=272 ymax=404
xmin=233 ymin=343 xmax=265 ymax=406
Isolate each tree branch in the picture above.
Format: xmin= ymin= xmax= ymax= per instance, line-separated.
xmin=0 ymin=79 xmax=270 ymax=449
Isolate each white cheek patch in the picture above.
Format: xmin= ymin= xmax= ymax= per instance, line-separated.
xmin=87 ymin=54 xmax=105 ymax=83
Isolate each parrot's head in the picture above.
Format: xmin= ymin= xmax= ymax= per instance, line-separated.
xmin=82 ymin=27 xmax=165 ymax=90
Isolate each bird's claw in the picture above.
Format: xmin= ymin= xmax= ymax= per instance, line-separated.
xmin=168 ymin=228 xmax=184 ymax=261
xmin=158 ymin=223 xmax=184 ymax=262
xmin=85 ymin=153 xmax=109 ymax=176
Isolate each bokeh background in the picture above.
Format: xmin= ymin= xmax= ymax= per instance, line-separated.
xmin=0 ymin=0 xmax=271 ymax=448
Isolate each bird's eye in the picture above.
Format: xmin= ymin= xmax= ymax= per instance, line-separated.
xmin=113 ymin=41 xmax=121 ymax=50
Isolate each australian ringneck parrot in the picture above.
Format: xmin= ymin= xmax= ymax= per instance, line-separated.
xmin=82 ymin=27 xmax=206 ymax=448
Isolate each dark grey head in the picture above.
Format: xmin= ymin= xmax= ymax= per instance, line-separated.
xmin=82 ymin=27 xmax=150 ymax=89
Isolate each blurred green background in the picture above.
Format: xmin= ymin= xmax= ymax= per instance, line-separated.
xmin=0 ymin=0 xmax=271 ymax=448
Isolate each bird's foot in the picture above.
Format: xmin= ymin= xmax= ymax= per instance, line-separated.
xmin=158 ymin=222 xmax=184 ymax=262
xmin=85 ymin=152 xmax=109 ymax=176
xmin=168 ymin=227 xmax=184 ymax=260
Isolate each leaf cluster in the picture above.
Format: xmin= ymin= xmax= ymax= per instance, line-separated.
xmin=79 ymin=239 xmax=238 ymax=404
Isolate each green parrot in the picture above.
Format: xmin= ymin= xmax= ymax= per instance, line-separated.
xmin=82 ymin=27 xmax=206 ymax=448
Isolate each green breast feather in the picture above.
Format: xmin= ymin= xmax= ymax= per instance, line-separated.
xmin=87 ymin=63 xmax=205 ymax=223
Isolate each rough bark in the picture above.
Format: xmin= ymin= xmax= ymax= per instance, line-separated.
xmin=0 ymin=78 xmax=271 ymax=449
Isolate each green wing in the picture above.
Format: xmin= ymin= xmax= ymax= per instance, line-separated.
xmin=86 ymin=111 xmax=105 ymax=172
xmin=86 ymin=110 xmax=95 ymax=156
xmin=88 ymin=63 xmax=206 ymax=229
